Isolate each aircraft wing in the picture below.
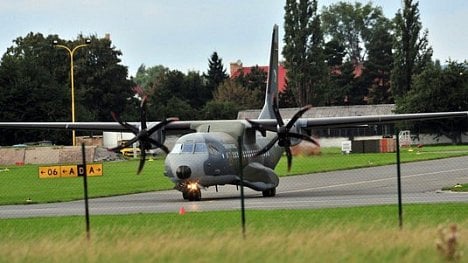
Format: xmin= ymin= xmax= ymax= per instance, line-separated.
xmin=0 ymin=121 xmax=193 ymax=133
xmin=248 ymin=111 xmax=468 ymax=129
xmin=0 ymin=111 xmax=466 ymax=133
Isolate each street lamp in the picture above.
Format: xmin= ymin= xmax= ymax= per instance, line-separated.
xmin=53 ymin=39 xmax=91 ymax=146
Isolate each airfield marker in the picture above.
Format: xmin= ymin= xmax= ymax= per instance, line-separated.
xmin=179 ymin=207 xmax=186 ymax=215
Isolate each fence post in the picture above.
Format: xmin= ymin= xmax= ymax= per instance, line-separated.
xmin=81 ymin=143 xmax=91 ymax=240
xmin=237 ymin=136 xmax=246 ymax=238
xmin=395 ymin=129 xmax=403 ymax=229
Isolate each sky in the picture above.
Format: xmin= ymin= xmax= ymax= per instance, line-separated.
xmin=0 ymin=0 xmax=467 ymax=77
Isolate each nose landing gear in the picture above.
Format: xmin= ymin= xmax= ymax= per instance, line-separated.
xmin=181 ymin=182 xmax=201 ymax=201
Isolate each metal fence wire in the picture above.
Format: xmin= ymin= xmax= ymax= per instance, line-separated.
xmin=0 ymin=130 xmax=467 ymax=226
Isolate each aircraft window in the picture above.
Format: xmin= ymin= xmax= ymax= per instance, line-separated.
xmin=181 ymin=143 xmax=194 ymax=153
xmin=208 ymin=144 xmax=220 ymax=155
xmin=194 ymin=143 xmax=207 ymax=153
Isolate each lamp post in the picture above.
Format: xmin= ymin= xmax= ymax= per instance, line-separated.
xmin=53 ymin=39 xmax=90 ymax=146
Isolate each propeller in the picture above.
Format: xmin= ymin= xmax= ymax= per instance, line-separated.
xmin=110 ymin=95 xmax=178 ymax=174
xmin=247 ymin=98 xmax=319 ymax=172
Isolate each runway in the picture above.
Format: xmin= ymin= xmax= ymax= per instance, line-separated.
xmin=1 ymin=156 xmax=468 ymax=218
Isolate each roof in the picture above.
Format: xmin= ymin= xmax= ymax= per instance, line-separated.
xmin=230 ymin=64 xmax=287 ymax=92
xmin=237 ymin=104 xmax=396 ymax=119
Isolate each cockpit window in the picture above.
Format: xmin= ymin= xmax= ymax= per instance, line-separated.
xmin=194 ymin=143 xmax=207 ymax=153
xmin=181 ymin=143 xmax=194 ymax=153
xmin=208 ymin=144 xmax=220 ymax=155
xmin=171 ymin=142 xmax=208 ymax=154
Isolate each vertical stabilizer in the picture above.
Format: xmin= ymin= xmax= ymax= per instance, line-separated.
xmin=258 ymin=24 xmax=279 ymax=120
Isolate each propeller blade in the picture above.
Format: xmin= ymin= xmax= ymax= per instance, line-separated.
xmin=147 ymin=137 xmax=170 ymax=154
xmin=286 ymin=105 xmax=312 ymax=130
xmin=255 ymin=136 xmax=279 ymax=156
xmin=272 ymin=98 xmax=284 ymax=127
xmin=140 ymin=96 xmax=148 ymax=130
xmin=137 ymin=145 xmax=147 ymax=175
xmin=108 ymin=136 xmax=140 ymax=152
xmin=246 ymin=119 xmax=278 ymax=135
xmin=112 ymin=89 xmax=175 ymax=174
xmin=246 ymin=119 xmax=267 ymax=136
xmin=287 ymin=133 xmax=320 ymax=147
xmin=285 ymin=146 xmax=292 ymax=172
xmin=147 ymin=117 xmax=178 ymax=135
xmin=111 ymin=112 xmax=139 ymax=134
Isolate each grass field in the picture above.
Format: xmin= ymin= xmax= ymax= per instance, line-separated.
xmin=0 ymin=204 xmax=467 ymax=262
xmin=1 ymin=145 xmax=468 ymax=205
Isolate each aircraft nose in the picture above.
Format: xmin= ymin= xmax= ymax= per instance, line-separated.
xmin=176 ymin=165 xmax=192 ymax=179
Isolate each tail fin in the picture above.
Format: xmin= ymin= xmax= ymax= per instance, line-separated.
xmin=258 ymin=24 xmax=279 ymax=120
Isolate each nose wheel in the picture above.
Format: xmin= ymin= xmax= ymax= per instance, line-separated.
xmin=183 ymin=189 xmax=201 ymax=201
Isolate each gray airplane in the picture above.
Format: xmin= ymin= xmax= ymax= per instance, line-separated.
xmin=0 ymin=25 xmax=467 ymax=201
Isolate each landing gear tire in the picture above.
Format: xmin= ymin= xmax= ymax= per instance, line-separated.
xmin=262 ymin=188 xmax=276 ymax=197
xmin=182 ymin=191 xmax=189 ymax=200
xmin=187 ymin=189 xmax=201 ymax=201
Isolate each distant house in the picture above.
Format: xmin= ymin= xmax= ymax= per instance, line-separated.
xmin=229 ymin=60 xmax=287 ymax=92
xmin=230 ymin=60 xmax=366 ymax=97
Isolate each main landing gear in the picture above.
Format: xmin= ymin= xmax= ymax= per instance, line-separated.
xmin=262 ymin=187 xmax=276 ymax=197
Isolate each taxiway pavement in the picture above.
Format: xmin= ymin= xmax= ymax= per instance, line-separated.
xmin=1 ymin=156 xmax=467 ymax=218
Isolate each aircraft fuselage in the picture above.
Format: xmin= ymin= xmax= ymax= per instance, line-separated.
xmin=163 ymin=130 xmax=283 ymax=200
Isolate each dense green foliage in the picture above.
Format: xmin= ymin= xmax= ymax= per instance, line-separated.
xmin=0 ymin=0 xmax=467 ymax=146
xmin=391 ymin=0 xmax=432 ymax=98
xmin=283 ymin=0 xmax=327 ymax=106
xmin=396 ymin=61 xmax=468 ymax=143
xmin=0 ymin=33 xmax=134 ymax=145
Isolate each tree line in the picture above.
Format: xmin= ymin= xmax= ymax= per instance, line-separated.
xmin=0 ymin=0 xmax=466 ymax=145
xmin=283 ymin=0 xmax=467 ymax=143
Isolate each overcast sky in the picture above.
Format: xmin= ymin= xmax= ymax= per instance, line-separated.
xmin=0 ymin=0 xmax=466 ymax=77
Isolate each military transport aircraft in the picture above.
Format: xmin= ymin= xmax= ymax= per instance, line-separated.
xmin=0 ymin=25 xmax=467 ymax=201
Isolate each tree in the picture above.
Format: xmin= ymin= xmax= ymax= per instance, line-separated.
xmin=0 ymin=33 xmax=134 ymax=145
xmin=134 ymin=64 xmax=169 ymax=93
xmin=205 ymin=52 xmax=228 ymax=97
xmin=212 ymin=79 xmax=257 ymax=109
xmin=73 ymin=35 xmax=134 ymax=122
xmin=362 ymin=19 xmax=394 ymax=104
xmin=396 ymin=61 xmax=468 ymax=144
xmin=233 ymin=65 xmax=267 ymax=109
xmin=283 ymin=0 xmax=327 ymax=106
xmin=0 ymin=33 xmax=70 ymax=144
xmin=324 ymin=39 xmax=346 ymax=67
xmin=391 ymin=0 xmax=433 ymax=98
xmin=321 ymin=1 xmax=385 ymax=64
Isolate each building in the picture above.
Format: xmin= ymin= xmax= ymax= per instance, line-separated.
xmin=229 ymin=60 xmax=287 ymax=92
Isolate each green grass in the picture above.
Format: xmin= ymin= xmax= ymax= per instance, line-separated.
xmin=0 ymin=158 xmax=173 ymax=205
xmin=277 ymin=145 xmax=468 ymax=176
xmin=1 ymin=145 xmax=468 ymax=205
xmin=0 ymin=204 xmax=467 ymax=262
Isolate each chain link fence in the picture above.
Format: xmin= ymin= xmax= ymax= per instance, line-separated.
xmin=1 ymin=134 xmax=467 ymax=221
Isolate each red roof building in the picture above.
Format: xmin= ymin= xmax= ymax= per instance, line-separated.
xmin=229 ymin=60 xmax=287 ymax=93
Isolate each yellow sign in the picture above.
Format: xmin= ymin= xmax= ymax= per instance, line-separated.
xmin=87 ymin=164 xmax=103 ymax=177
xmin=61 ymin=165 xmax=78 ymax=178
xmin=38 ymin=166 xmax=61 ymax=179
xmin=39 ymin=164 xmax=103 ymax=178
